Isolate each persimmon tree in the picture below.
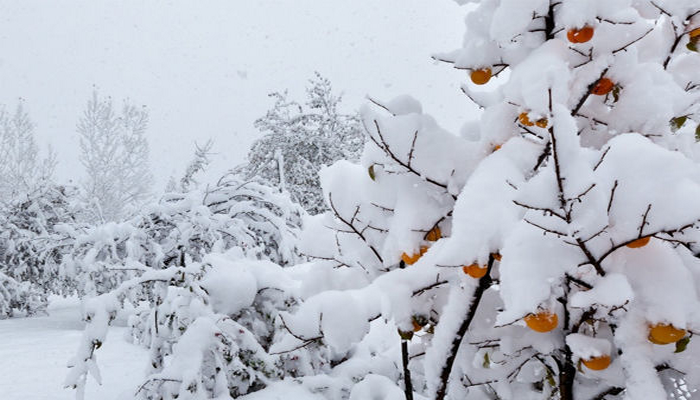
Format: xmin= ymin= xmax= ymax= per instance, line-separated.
xmin=274 ymin=1 xmax=700 ymax=400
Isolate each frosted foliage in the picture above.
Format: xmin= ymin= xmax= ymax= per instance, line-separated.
xmin=244 ymin=73 xmax=365 ymax=215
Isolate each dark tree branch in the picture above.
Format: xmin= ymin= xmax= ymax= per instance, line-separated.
xmin=607 ymin=181 xmax=618 ymax=213
xmin=593 ymin=147 xmax=610 ymax=171
xmin=572 ymin=68 xmax=609 ymax=116
xmin=650 ymin=1 xmax=671 ymax=16
xmin=533 ymin=141 xmax=552 ymax=172
xmin=579 ymin=225 xmax=609 ymax=244
xmin=576 ymin=238 xmax=606 ymax=276
xmin=328 ymin=193 xmax=384 ymax=264
xmin=513 ymin=200 xmax=567 ymax=221
xmin=435 ymin=255 xmax=495 ymax=400
xmin=524 ymin=218 xmax=568 ymax=237
xmin=638 ymin=204 xmax=652 ymax=238
xmin=401 ymin=339 xmax=414 ymax=400
xmin=592 ymin=386 xmax=625 ymax=400
xmin=544 ymin=1 xmax=555 ymax=40
xmin=547 ymin=89 xmax=568 ymax=212
xmin=368 ymin=120 xmax=455 ymax=198
xmin=565 ymin=274 xmax=593 ymax=290
xmin=412 ymin=279 xmax=448 ymax=297
xmin=613 ymin=28 xmax=654 ymax=55
xmin=407 ymin=130 xmax=419 ymax=168
xmin=460 ymin=86 xmax=486 ymax=109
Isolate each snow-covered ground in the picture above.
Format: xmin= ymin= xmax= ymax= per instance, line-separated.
xmin=0 ymin=297 xmax=148 ymax=400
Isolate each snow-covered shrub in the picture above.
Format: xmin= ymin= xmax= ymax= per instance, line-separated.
xmin=243 ymin=73 xmax=365 ymax=215
xmin=0 ymin=185 xmax=81 ymax=317
xmin=62 ymin=173 xmax=304 ymax=298
xmin=65 ymin=175 xmax=305 ymax=399
xmin=0 ymin=271 xmax=46 ymax=318
xmin=270 ymin=1 xmax=700 ymax=400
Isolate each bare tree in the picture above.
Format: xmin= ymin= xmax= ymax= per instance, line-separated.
xmin=0 ymin=102 xmax=56 ymax=201
xmin=78 ymin=91 xmax=152 ymax=222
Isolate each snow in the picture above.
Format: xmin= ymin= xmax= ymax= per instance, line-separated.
xmin=0 ymin=297 xmax=147 ymax=400
xmin=200 ymin=255 xmax=258 ymax=316
xmin=566 ymin=333 xmax=612 ymax=360
xmin=348 ymin=374 xmax=405 ymax=400
xmin=570 ymin=273 xmax=634 ymax=309
xmin=238 ymin=380 xmax=326 ymax=400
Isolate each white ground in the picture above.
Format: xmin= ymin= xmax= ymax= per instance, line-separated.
xmin=0 ymin=297 xmax=148 ymax=400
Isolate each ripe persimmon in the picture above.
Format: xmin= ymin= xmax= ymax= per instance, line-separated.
xmin=626 ymin=236 xmax=651 ymax=248
xmin=462 ymin=263 xmax=488 ymax=279
xmin=401 ymin=246 xmax=428 ymax=265
xmin=690 ymin=27 xmax=700 ymax=39
xmin=412 ymin=315 xmax=428 ymax=332
xmin=582 ymin=355 xmax=611 ymax=371
xmin=518 ymin=112 xmax=535 ymax=127
xmin=535 ymin=118 xmax=548 ymax=128
xmin=648 ymin=323 xmax=686 ymax=345
xmin=492 ymin=144 xmax=502 ymax=152
xmin=567 ymin=26 xmax=594 ymax=43
xmin=491 ymin=253 xmax=502 ymax=261
xmin=471 ymin=68 xmax=492 ymax=85
xmin=524 ymin=311 xmax=558 ymax=333
xmin=425 ymin=226 xmax=442 ymax=242
xmin=412 ymin=320 xmax=422 ymax=332
xmin=591 ymin=78 xmax=614 ymax=95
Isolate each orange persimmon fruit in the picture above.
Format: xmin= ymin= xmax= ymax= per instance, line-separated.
xmin=401 ymin=246 xmax=428 ymax=265
xmin=690 ymin=27 xmax=700 ymax=39
xmin=567 ymin=25 xmax=595 ymax=43
xmin=519 ymin=112 xmax=535 ymax=127
xmin=582 ymin=355 xmax=611 ymax=371
xmin=648 ymin=323 xmax=687 ymax=345
xmin=626 ymin=236 xmax=651 ymax=248
xmin=524 ymin=311 xmax=558 ymax=333
xmin=462 ymin=263 xmax=488 ymax=279
xmin=591 ymin=78 xmax=615 ymax=95
xmin=425 ymin=226 xmax=442 ymax=242
xmin=471 ymin=68 xmax=492 ymax=85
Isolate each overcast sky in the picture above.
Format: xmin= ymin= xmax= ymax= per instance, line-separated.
xmin=0 ymin=0 xmax=477 ymax=189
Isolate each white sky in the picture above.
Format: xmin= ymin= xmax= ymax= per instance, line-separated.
xmin=0 ymin=0 xmax=477 ymax=189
